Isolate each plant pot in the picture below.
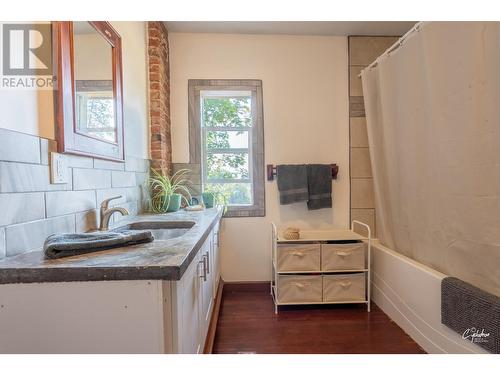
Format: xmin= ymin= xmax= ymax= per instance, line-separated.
xmin=202 ymin=192 xmax=215 ymax=208
xmin=165 ymin=193 xmax=182 ymax=212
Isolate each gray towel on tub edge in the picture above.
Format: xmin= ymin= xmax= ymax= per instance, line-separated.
xmin=307 ymin=164 xmax=332 ymax=210
xmin=441 ymin=277 xmax=500 ymax=353
xmin=43 ymin=229 xmax=154 ymax=259
xmin=276 ymin=164 xmax=308 ymax=205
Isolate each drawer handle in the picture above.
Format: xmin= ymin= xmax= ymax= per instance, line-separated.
xmin=339 ymin=281 xmax=352 ymax=288
xmin=336 ymin=250 xmax=353 ymax=257
xmin=291 ymin=251 xmax=306 ymax=257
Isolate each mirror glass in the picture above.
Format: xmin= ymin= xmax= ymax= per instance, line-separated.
xmin=73 ymin=22 xmax=116 ymax=143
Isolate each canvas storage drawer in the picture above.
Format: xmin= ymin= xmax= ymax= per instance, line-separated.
xmin=277 ymin=244 xmax=321 ymax=272
xmin=277 ymin=275 xmax=322 ymax=303
xmin=321 ymin=242 xmax=366 ymax=271
xmin=323 ymin=273 xmax=366 ymax=302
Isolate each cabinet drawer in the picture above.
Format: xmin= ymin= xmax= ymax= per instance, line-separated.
xmin=277 ymin=275 xmax=322 ymax=303
xmin=321 ymin=242 xmax=366 ymax=271
xmin=277 ymin=244 xmax=320 ymax=272
xmin=323 ymin=273 xmax=366 ymax=302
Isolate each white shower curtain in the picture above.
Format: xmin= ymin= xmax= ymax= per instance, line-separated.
xmin=361 ymin=22 xmax=500 ymax=296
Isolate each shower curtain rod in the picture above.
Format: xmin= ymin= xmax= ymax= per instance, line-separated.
xmin=358 ymin=21 xmax=425 ymax=78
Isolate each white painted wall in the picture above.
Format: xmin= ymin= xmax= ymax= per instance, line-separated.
xmin=0 ymin=22 xmax=150 ymax=159
xmin=169 ymin=33 xmax=350 ymax=281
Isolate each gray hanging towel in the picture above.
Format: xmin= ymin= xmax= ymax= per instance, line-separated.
xmin=43 ymin=229 xmax=154 ymax=259
xmin=307 ymin=164 xmax=332 ymax=210
xmin=276 ymin=164 xmax=309 ymax=205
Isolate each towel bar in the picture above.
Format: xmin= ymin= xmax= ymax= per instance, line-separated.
xmin=266 ymin=164 xmax=339 ymax=181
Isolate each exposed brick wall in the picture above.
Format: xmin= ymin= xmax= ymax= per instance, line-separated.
xmin=148 ymin=22 xmax=172 ymax=175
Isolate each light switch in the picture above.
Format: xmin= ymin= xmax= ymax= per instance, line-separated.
xmin=50 ymin=152 xmax=69 ymax=184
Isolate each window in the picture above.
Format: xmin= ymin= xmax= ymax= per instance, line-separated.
xmin=188 ymin=80 xmax=265 ymax=217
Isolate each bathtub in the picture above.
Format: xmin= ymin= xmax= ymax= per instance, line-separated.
xmin=370 ymin=240 xmax=489 ymax=354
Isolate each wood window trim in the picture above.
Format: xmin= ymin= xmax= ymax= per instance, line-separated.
xmin=188 ymin=79 xmax=265 ymax=218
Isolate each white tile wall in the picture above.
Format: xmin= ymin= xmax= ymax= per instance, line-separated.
xmin=0 ymin=128 xmax=150 ymax=259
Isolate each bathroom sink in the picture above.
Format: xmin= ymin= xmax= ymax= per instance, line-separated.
xmin=114 ymin=221 xmax=195 ymax=241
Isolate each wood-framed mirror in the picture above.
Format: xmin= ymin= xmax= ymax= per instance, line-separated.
xmin=53 ymin=21 xmax=125 ymax=161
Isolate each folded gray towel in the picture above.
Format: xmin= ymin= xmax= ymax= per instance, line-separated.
xmin=441 ymin=277 xmax=499 ymax=353
xmin=276 ymin=164 xmax=309 ymax=205
xmin=307 ymin=164 xmax=332 ymax=210
xmin=43 ymin=229 xmax=154 ymax=259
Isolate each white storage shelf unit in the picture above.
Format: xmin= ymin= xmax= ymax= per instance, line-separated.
xmin=270 ymin=221 xmax=371 ymax=314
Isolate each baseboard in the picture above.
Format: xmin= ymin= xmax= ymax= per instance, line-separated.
xmin=203 ymin=278 xmax=224 ymax=354
xmin=222 ymin=281 xmax=269 ymax=293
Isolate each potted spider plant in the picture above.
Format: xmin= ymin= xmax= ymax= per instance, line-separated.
xmin=149 ymin=168 xmax=192 ymax=213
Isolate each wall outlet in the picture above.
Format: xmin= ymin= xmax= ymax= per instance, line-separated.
xmin=50 ymin=152 xmax=69 ymax=184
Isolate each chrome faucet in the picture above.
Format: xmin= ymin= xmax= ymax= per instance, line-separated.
xmin=99 ymin=196 xmax=129 ymax=231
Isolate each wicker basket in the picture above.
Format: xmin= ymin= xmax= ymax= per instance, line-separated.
xmin=283 ymin=227 xmax=300 ymax=240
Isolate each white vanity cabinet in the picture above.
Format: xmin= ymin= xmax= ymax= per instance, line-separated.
xmin=170 ymin=222 xmax=220 ymax=354
xmin=0 ymin=219 xmax=222 ymax=354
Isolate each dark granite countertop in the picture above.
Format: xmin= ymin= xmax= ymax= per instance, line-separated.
xmin=0 ymin=207 xmax=223 ymax=284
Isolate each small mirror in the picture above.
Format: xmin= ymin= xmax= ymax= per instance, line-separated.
xmin=53 ymin=21 xmax=124 ymax=161
xmin=73 ymin=22 xmax=116 ymax=143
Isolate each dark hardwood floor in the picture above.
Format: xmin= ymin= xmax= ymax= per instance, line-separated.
xmin=212 ymin=283 xmax=426 ymax=354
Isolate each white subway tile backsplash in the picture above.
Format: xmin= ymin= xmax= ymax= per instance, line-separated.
xmin=0 ymin=129 xmax=40 ymax=164
xmin=96 ymin=188 xmax=127 ymax=206
xmin=75 ymin=209 xmax=99 ymax=233
xmin=0 ymin=127 xmax=150 ymax=257
xmin=73 ymin=168 xmax=112 ymax=190
xmin=65 ymin=154 xmax=94 ymax=169
xmin=40 ymin=138 xmax=57 ymax=165
xmin=0 ymin=228 xmax=5 ymax=259
xmin=5 ymin=215 xmax=75 ymax=256
xmin=125 ymin=156 xmax=149 ymax=172
xmin=112 ymin=171 xmax=137 ymax=187
xmin=45 ymin=190 xmax=96 ymax=217
xmin=0 ymin=193 xmax=45 ymax=226
xmin=0 ymin=162 xmax=72 ymax=192
xmin=93 ymin=158 xmax=125 ymax=171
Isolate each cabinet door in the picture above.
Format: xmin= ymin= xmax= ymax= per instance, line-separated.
xmin=212 ymin=224 xmax=221 ymax=297
xmin=199 ymin=237 xmax=214 ymax=341
xmin=178 ymin=252 xmax=203 ymax=354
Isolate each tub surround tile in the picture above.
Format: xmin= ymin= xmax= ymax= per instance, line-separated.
xmin=0 ymin=129 xmax=40 ymax=164
xmin=0 ymin=162 xmax=72 ymax=193
xmin=351 ymin=208 xmax=375 ymax=236
xmin=73 ymin=168 xmax=112 ymax=190
xmin=349 ymin=66 xmax=365 ymax=96
xmin=350 ymin=117 xmax=369 ymax=148
xmin=0 ymin=193 xmax=45 ymax=226
xmin=349 ymin=96 xmax=365 ymax=117
xmin=112 ymin=171 xmax=137 ymax=188
xmin=349 ymin=36 xmax=400 ymax=66
xmin=45 ymin=190 xmax=96 ymax=218
xmin=350 ymin=148 xmax=373 ymax=178
xmin=351 ymin=178 xmax=375 ymax=209
xmin=5 ymin=215 xmax=75 ymax=256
